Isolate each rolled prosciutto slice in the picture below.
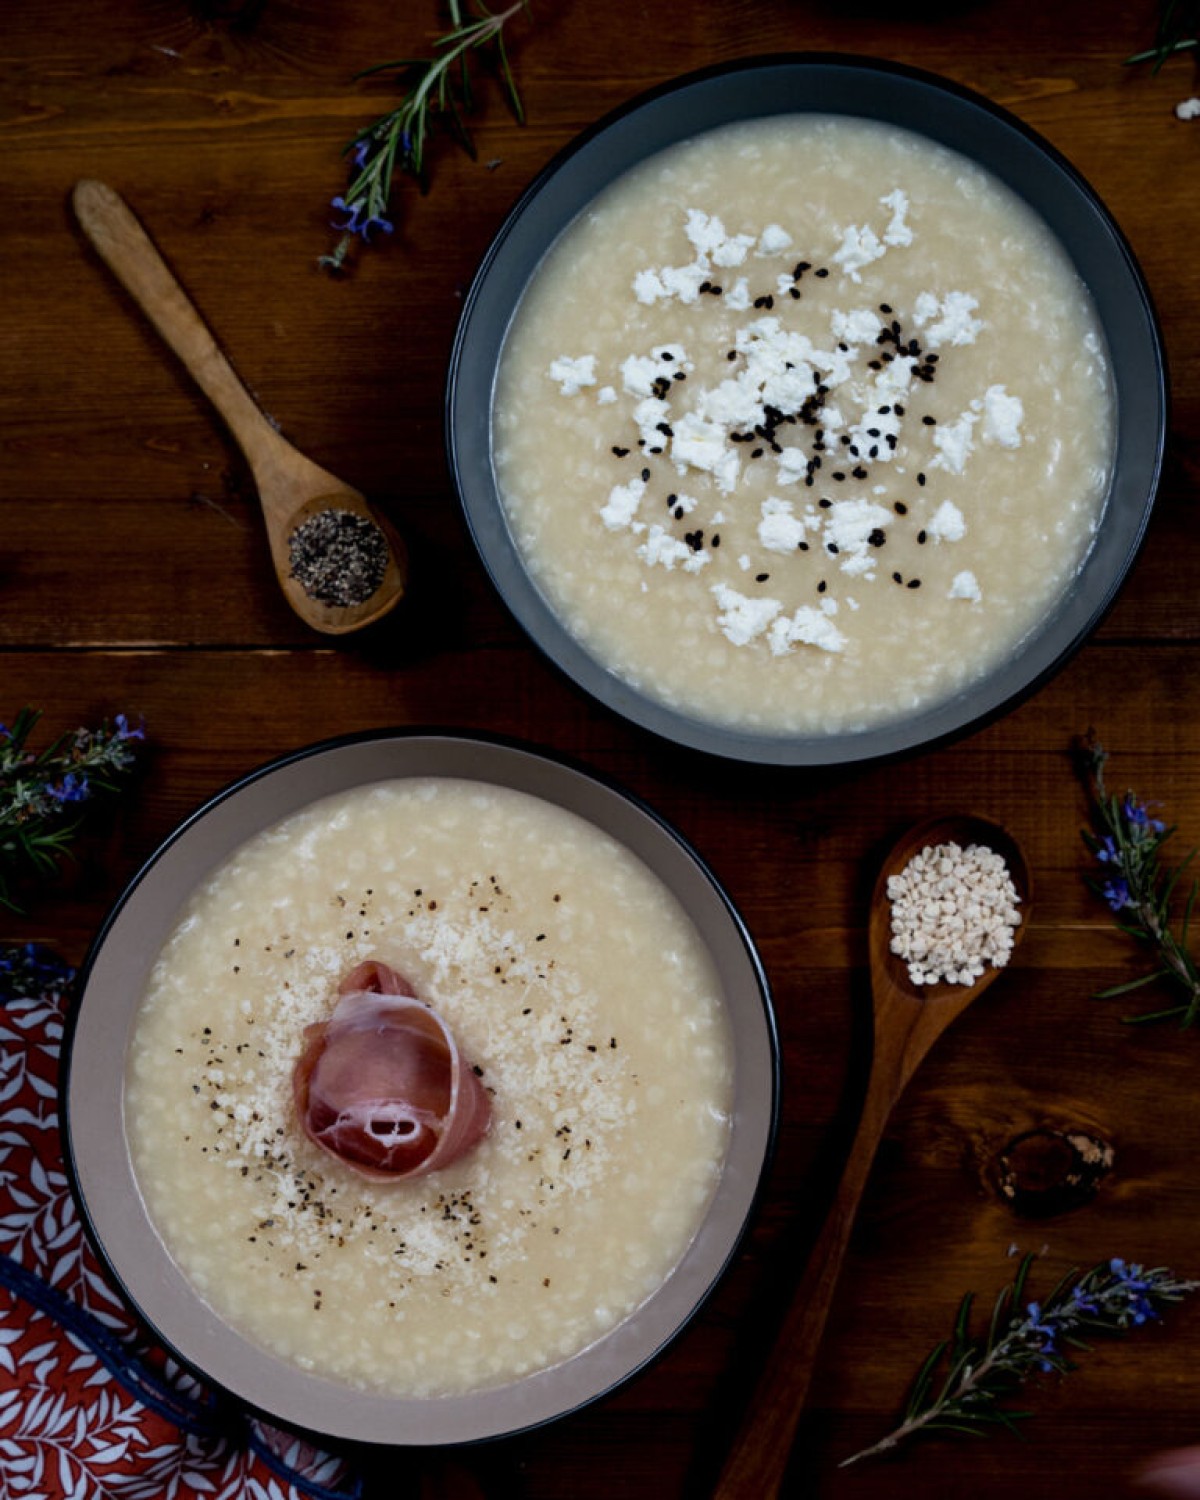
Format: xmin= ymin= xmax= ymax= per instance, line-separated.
xmin=293 ymin=959 xmax=492 ymax=1181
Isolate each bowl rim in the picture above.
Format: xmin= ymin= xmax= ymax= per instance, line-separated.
xmin=60 ymin=727 xmax=780 ymax=1447
xmin=446 ymin=51 xmax=1168 ymax=767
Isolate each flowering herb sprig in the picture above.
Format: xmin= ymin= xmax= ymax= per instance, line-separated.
xmin=1079 ymin=738 xmax=1200 ymax=1027
xmin=320 ymin=1 xmax=528 ymax=272
xmin=0 ymin=707 xmax=144 ymax=912
xmin=0 ymin=942 xmax=74 ymax=1001
xmin=1127 ymin=0 xmax=1199 ymax=71
xmin=841 ymin=1254 xmax=1200 ymax=1467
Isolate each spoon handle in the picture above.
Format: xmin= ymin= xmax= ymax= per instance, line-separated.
xmin=72 ymin=179 xmax=286 ymax=476
xmin=713 ymin=1083 xmax=892 ymax=1500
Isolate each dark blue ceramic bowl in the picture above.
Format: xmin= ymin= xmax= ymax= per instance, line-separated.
xmin=447 ymin=54 xmax=1166 ymax=766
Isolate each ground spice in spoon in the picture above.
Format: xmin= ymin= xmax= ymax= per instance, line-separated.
xmin=288 ymin=508 xmax=389 ymax=608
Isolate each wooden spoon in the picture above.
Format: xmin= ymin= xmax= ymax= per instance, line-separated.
xmin=713 ymin=813 xmax=1031 ymax=1500
xmin=71 ymin=178 xmax=406 ymax=635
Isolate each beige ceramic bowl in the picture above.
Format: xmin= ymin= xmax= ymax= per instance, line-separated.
xmin=63 ymin=731 xmax=777 ymax=1445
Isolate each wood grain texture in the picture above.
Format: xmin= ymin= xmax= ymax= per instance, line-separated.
xmin=4 ymin=1 xmax=1200 ymax=1496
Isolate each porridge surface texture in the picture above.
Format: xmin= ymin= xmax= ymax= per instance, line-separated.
xmin=126 ymin=778 xmax=732 ymax=1397
xmin=493 ymin=114 xmax=1114 ymax=735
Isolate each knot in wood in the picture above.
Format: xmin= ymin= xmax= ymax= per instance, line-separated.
xmin=994 ymin=1128 xmax=1114 ymax=1219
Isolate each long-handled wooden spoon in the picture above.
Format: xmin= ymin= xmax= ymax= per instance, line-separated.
xmin=713 ymin=813 xmax=1031 ymax=1499
xmin=72 ymin=178 xmax=406 ymax=635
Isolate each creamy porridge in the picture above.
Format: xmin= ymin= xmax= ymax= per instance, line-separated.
xmin=493 ymin=115 xmax=1114 ymax=734
xmin=126 ymin=778 xmax=732 ymax=1397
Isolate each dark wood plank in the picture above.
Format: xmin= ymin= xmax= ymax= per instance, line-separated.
xmin=4 ymin=0 xmax=1200 ymax=1495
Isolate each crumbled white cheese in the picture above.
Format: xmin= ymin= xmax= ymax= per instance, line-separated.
xmin=725 ymin=277 xmax=751 ymax=311
xmin=633 ymin=268 xmax=668 ymax=305
xmin=1176 ymin=97 xmax=1200 ymax=119
xmin=658 ymin=262 xmax=709 ymax=304
xmin=596 ymin=385 xmax=617 ymax=405
xmin=633 ymin=396 xmax=671 ymax=450
xmin=757 ymin=223 xmax=794 ymax=255
xmin=671 ymin=410 xmax=739 ymax=492
xmin=823 ymin=498 xmax=892 ymax=577
xmin=758 ymin=497 xmax=808 ymax=553
xmin=738 ymin=553 xmax=751 ymax=571
xmin=948 ymin=569 xmax=982 ymax=602
xmin=548 ymin=354 xmax=597 ymax=395
xmin=599 ymin=476 xmax=645 ymax=531
xmin=831 ymin=223 xmax=885 ymax=282
xmin=775 ymin=445 xmax=810 ymax=485
xmin=980 ymin=384 xmax=1024 ymax=448
xmin=931 ymin=410 xmax=977 ymax=474
xmin=928 ymin=500 xmax=966 ymax=543
xmin=711 ymin=583 xmax=782 ymax=647
xmin=621 ymin=354 xmax=661 ymax=397
xmin=830 ymin=307 xmax=882 ymax=346
xmin=912 ymin=290 xmax=982 ymax=347
xmin=768 ymin=606 xmax=847 ymax=656
xmin=637 ymin=524 xmax=711 ymax=573
xmin=880 ymin=189 xmax=913 ymax=248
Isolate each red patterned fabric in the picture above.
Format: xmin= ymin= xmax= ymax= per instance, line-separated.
xmin=0 ymin=975 xmax=360 ymax=1500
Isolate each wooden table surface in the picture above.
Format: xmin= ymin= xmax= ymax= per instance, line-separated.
xmin=4 ymin=1 xmax=1200 ymax=1495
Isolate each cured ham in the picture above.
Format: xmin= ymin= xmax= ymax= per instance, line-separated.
xmin=293 ymin=960 xmax=492 ymax=1181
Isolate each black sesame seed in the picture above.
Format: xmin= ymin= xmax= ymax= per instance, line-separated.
xmin=612 ymin=446 xmax=629 ymax=457
xmin=893 ymin=571 xmax=903 ymax=583
xmin=894 ymin=501 xmax=908 ymax=515
xmin=832 ymin=472 xmax=846 ymax=482
xmin=922 ymin=414 xmax=936 ymax=426
xmin=818 ymin=497 xmax=832 ymax=509
xmin=660 ymin=351 xmax=674 ymax=361
xmin=641 ymin=468 xmax=650 ymax=482
xmin=827 ymin=542 xmax=839 ymax=555
xmin=815 ymin=267 xmax=829 ymax=277
xmin=727 ymin=350 xmax=738 ymax=361
xmin=751 ymin=447 xmax=764 ymax=459
xmin=895 ymin=403 xmax=906 ymax=416
xmin=755 ymin=573 xmax=770 ymax=583
xmin=879 ymin=302 xmax=893 ymax=314
xmin=789 ymin=286 xmax=802 ymax=300
xmin=817 ymin=579 xmax=827 ymax=593
xmin=712 ymin=534 xmax=720 ymax=547
xmin=917 ymin=472 xmax=926 ymax=486
xmin=852 ymin=466 xmax=868 ymax=480
xmin=868 ymin=528 xmax=886 ymax=547
xmin=797 ymin=540 xmax=809 ymax=551
xmin=907 ymin=578 xmax=922 ymax=588
xmin=917 ymin=530 xmax=927 ymax=545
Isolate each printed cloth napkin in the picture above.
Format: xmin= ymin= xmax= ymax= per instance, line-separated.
xmin=0 ymin=948 xmax=363 ymax=1500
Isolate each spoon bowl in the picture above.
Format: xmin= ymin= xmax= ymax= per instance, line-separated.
xmin=72 ymin=179 xmax=407 ymax=636
xmin=713 ymin=812 xmax=1030 ymax=1499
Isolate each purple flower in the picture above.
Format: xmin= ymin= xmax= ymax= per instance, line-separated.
xmin=1096 ymin=835 xmax=1121 ymax=864
xmin=47 ymin=772 xmax=89 ymax=804
xmin=330 ymin=195 xmax=394 ymax=242
xmin=1070 ymin=1283 xmax=1099 ymax=1314
xmin=114 ymin=713 xmax=144 ymax=742
xmin=1124 ymin=797 xmax=1166 ymax=835
xmin=1026 ymin=1302 xmax=1059 ymax=1370
xmin=1102 ymin=877 xmax=1131 ymax=912
xmin=352 ymin=140 xmax=373 ymax=170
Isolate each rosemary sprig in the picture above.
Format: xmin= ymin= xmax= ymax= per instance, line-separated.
xmin=320 ymin=1 xmax=529 ymax=272
xmin=1127 ymin=0 xmax=1200 ymax=71
xmin=842 ymin=1255 xmax=1200 ymax=1467
xmin=0 ymin=708 xmax=144 ymax=912
xmin=1078 ymin=737 xmax=1200 ymax=1027
xmin=0 ymin=942 xmax=74 ymax=1001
